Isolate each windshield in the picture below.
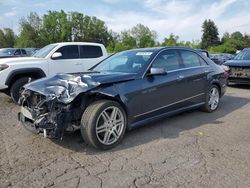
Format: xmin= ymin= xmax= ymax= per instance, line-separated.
xmin=33 ymin=44 xmax=57 ymax=58
xmin=234 ymin=50 xmax=250 ymax=60
xmin=92 ymin=50 xmax=154 ymax=73
xmin=0 ymin=48 xmax=15 ymax=55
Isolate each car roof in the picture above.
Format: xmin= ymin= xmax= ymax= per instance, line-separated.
xmin=195 ymin=49 xmax=208 ymax=52
xmin=51 ymin=42 xmax=105 ymax=46
xmin=124 ymin=46 xmax=195 ymax=53
xmin=0 ymin=48 xmax=25 ymax=50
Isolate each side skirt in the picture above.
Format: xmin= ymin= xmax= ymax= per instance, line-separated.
xmin=128 ymin=102 xmax=205 ymax=130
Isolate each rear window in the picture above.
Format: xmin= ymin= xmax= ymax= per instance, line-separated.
xmin=180 ymin=50 xmax=207 ymax=68
xmin=80 ymin=45 xmax=103 ymax=58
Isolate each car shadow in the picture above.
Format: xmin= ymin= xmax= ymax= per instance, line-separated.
xmin=52 ymin=95 xmax=250 ymax=154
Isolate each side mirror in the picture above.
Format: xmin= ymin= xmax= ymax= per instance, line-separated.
xmin=148 ymin=67 xmax=166 ymax=76
xmin=51 ymin=52 xmax=62 ymax=59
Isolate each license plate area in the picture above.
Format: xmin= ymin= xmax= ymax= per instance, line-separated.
xmin=230 ymin=68 xmax=250 ymax=78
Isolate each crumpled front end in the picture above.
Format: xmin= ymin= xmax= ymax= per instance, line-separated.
xmin=18 ymin=73 xmax=100 ymax=138
xmin=18 ymin=90 xmax=75 ymax=138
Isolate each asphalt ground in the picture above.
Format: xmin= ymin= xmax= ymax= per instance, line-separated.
xmin=0 ymin=85 xmax=249 ymax=188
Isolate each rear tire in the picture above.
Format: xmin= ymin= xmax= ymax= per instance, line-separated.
xmin=10 ymin=77 xmax=32 ymax=104
xmin=80 ymin=100 xmax=127 ymax=150
xmin=202 ymin=84 xmax=220 ymax=113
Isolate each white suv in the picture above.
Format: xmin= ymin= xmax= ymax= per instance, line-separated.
xmin=0 ymin=42 xmax=108 ymax=102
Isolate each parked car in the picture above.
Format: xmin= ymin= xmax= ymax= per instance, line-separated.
xmin=0 ymin=42 xmax=108 ymax=103
xmin=18 ymin=47 xmax=227 ymax=150
xmin=224 ymin=48 xmax=250 ymax=84
xmin=24 ymin=48 xmax=40 ymax=56
xmin=210 ymin=53 xmax=235 ymax=65
xmin=0 ymin=48 xmax=27 ymax=58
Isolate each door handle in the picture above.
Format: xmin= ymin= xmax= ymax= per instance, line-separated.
xmin=75 ymin=63 xmax=82 ymax=65
xmin=177 ymin=75 xmax=184 ymax=81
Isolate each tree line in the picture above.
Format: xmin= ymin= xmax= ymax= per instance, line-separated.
xmin=1 ymin=10 xmax=250 ymax=53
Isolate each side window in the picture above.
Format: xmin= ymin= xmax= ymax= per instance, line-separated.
xmin=14 ymin=49 xmax=21 ymax=55
xmin=180 ymin=50 xmax=207 ymax=68
xmin=21 ymin=49 xmax=27 ymax=55
xmin=199 ymin=56 xmax=208 ymax=66
xmin=152 ymin=50 xmax=180 ymax=71
xmin=55 ymin=45 xmax=79 ymax=59
xmin=80 ymin=45 xmax=103 ymax=58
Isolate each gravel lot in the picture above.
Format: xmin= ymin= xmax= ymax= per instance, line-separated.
xmin=0 ymin=86 xmax=250 ymax=188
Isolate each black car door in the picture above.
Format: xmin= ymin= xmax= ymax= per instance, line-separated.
xmin=129 ymin=49 xmax=189 ymax=121
xmin=177 ymin=49 xmax=210 ymax=106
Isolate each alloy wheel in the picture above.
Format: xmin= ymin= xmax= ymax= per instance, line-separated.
xmin=95 ymin=106 xmax=125 ymax=145
xmin=208 ymin=87 xmax=219 ymax=110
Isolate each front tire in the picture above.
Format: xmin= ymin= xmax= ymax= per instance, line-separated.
xmin=10 ymin=77 xmax=32 ymax=104
xmin=202 ymin=85 xmax=220 ymax=113
xmin=81 ymin=100 xmax=127 ymax=150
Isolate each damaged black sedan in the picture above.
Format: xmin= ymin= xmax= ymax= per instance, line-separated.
xmin=18 ymin=47 xmax=227 ymax=149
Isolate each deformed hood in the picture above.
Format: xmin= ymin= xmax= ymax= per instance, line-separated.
xmin=23 ymin=72 xmax=136 ymax=104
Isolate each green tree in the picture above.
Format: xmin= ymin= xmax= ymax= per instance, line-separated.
xmin=162 ymin=33 xmax=179 ymax=46
xmin=131 ymin=24 xmax=156 ymax=48
xmin=69 ymin=12 xmax=112 ymax=46
xmin=106 ymin=30 xmax=119 ymax=52
xmin=112 ymin=31 xmax=137 ymax=52
xmin=15 ymin=12 xmax=42 ymax=47
xmin=111 ymin=24 xmax=156 ymax=52
xmin=0 ymin=28 xmax=16 ymax=48
xmin=201 ymin=19 xmax=220 ymax=49
xmin=211 ymin=31 xmax=247 ymax=53
xmin=40 ymin=10 xmax=71 ymax=45
xmin=221 ymin=32 xmax=230 ymax=44
xmin=0 ymin=29 xmax=6 ymax=48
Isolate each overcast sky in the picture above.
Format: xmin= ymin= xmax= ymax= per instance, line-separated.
xmin=0 ymin=0 xmax=250 ymax=42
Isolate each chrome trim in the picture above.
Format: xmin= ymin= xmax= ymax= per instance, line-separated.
xmin=167 ymin=66 xmax=210 ymax=74
xmin=134 ymin=93 xmax=205 ymax=118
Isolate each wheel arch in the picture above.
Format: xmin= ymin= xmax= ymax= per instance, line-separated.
xmin=74 ymin=88 xmax=129 ymax=121
xmin=5 ymin=68 xmax=46 ymax=87
xmin=210 ymin=80 xmax=222 ymax=97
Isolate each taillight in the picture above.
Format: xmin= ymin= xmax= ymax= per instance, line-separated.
xmin=220 ymin=65 xmax=229 ymax=77
xmin=221 ymin=65 xmax=229 ymax=72
xmin=0 ymin=64 xmax=9 ymax=71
